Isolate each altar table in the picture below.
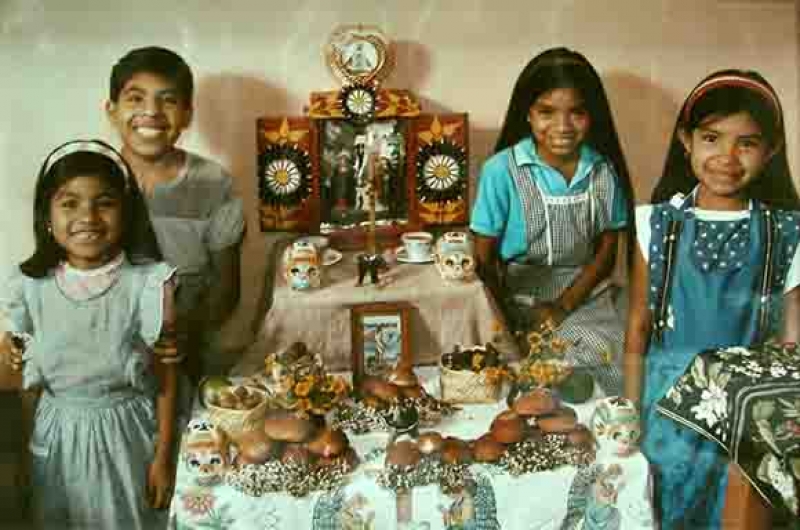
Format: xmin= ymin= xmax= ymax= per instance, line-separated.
xmin=231 ymin=248 xmax=517 ymax=376
xmin=169 ymin=369 xmax=655 ymax=529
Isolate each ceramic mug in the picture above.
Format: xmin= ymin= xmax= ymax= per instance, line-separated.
xmin=400 ymin=231 xmax=434 ymax=262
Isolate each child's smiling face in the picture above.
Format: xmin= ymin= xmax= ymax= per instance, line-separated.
xmin=49 ymin=175 xmax=124 ymax=270
xmin=528 ymin=87 xmax=591 ymax=171
xmin=106 ymin=71 xmax=192 ymax=161
xmin=680 ymin=111 xmax=774 ymax=210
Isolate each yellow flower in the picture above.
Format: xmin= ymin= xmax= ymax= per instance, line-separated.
xmin=264 ymin=353 xmax=278 ymax=373
xmin=280 ymin=375 xmax=296 ymax=393
xmin=540 ymin=318 xmax=557 ymax=334
xmin=490 ymin=320 xmax=504 ymax=334
xmin=471 ymin=353 xmax=485 ymax=372
xmin=527 ymin=331 xmax=544 ymax=349
xmin=550 ymin=337 xmax=568 ymax=355
xmin=332 ymin=377 xmax=349 ymax=396
xmin=294 ymin=380 xmax=313 ymax=397
xmin=601 ymin=350 xmax=613 ymax=365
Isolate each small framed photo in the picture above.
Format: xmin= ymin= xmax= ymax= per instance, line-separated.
xmin=350 ymin=302 xmax=412 ymax=386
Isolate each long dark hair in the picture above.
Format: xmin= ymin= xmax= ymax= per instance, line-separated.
xmin=495 ymin=47 xmax=634 ymax=257
xmin=652 ymin=69 xmax=798 ymax=209
xmin=20 ymin=140 xmax=162 ymax=278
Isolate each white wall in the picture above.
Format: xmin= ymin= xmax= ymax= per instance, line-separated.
xmin=1 ymin=0 xmax=797 ymax=354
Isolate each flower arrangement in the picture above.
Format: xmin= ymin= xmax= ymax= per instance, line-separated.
xmin=509 ymin=318 xmax=596 ymax=404
xmin=264 ymin=345 xmax=351 ymax=418
xmin=516 ymin=318 xmax=574 ymax=388
xmin=274 ymin=372 xmax=351 ymax=418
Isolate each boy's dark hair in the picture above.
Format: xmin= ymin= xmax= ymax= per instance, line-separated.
xmin=652 ymin=69 xmax=799 ymax=210
xmin=109 ymin=46 xmax=193 ymax=105
xmin=495 ymin=47 xmax=634 ymax=259
xmin=20 ymin=140 xmax=162 ymax=278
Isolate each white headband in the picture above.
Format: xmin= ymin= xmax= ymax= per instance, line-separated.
xmin=43 ymin=140 xmax=131 ymax=185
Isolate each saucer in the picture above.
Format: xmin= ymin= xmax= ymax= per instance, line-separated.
xmin=323 ymin=249 xmax=343 ymax=266
xmin=395 ymin=247 xmax=434 ymax=264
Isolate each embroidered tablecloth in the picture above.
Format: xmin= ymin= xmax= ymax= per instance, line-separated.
xmin=169 ymin=369 xmax=655 ymax=529
xmin=657 ymin=342 xmax=800 ymax=518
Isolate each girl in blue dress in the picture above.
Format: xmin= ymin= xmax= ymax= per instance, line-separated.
xmin=624 ymin=70 xmax=800 ymax=528
xmin=471 ymin=47 xmax=634 ymax=395
xmin=0 ymin=140 xmax=181 ymax=529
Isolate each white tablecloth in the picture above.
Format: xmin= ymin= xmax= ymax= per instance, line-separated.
xmin=169 ymin=369 xmax=655 ymax=529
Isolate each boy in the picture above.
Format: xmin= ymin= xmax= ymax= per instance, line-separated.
xmin=106 ymin=46 xmax=245 ymax=380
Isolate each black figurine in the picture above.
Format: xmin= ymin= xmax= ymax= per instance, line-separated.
xmin=356 ymin=253 xmax=387 ymax=286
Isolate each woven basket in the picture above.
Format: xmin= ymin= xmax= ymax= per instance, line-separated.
xmin=206 ymin=387 xmax=270 ymax=436
xmin=439 ymin=363 xmax=502 ymax=404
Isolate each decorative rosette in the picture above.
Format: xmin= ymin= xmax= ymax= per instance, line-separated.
xmin=338 ymin=83 xmax=378 ymax=125
xmin=258 ymin=144 xmax=312 ymax=207
xmin=415 ymin=140 xmax=467 ymax=204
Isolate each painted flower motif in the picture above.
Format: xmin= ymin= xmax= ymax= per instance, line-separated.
xmin=264 ymin=158 xmax=302 ymax=195
xmin=422 ymin=154 xmax=460 ymax=190
xmin=181 ymin=487 xmax=215 ymax=517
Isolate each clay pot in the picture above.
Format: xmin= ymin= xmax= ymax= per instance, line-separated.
xmin=306 ymin=428 xmax=348 ymax=458
xmin=234 ymin=430 xmax=275 ymax=465
xmin=263 ymin=411 xmax=318 ymax=443
xmin=472 ymin=435 xmax=506 ymax=463
xmin=385 ymin=440 xmax=421 ymax=467
xmin=416 ymin=432 xmax=444 ymax=455
xmin=512 ymin=388 xmax=559 ymax=417
xmin=489 ymin=410 xmax=526 ymax=444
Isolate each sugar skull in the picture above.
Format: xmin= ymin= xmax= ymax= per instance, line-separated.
xmin=282 ymin=240 xmax=323 ymax=290
xmin=590 ymin=396 xmax=641 ymax=458
xmin=183 ymin=417 xmax=232 ymax=486
xmin=434 ymin=232 xmax=476 ymax=282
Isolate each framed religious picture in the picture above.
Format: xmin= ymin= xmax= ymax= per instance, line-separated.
xmin=350 ymin=302 xmax=412 ymax=387
xmin=319 ymin=119 xmax=410 ymax=238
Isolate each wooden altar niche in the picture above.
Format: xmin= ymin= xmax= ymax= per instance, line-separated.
xmin=256 ymin=89 xmax=470 ymax=250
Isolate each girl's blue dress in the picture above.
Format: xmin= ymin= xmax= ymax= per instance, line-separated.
xmin=640 ymin=196 xmax=800 ymax=528
xmin=1 ymin=259 xmax=174 ymax=529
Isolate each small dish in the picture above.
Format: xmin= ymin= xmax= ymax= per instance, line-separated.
xmin=395 ymin=247 xmax=434 ymax=264
xmin=323 ymin=249 xmax=343 ymax=266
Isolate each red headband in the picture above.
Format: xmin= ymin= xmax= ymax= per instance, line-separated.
xmin=682 ymin=74 xmax=783 ymax=131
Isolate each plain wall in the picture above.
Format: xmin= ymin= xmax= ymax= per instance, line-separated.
xmin=0 ymin=0 xmax=797 ymax=357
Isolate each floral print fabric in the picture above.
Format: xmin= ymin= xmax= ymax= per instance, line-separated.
xmin=657 ymin=343 xmax=800 ymax=518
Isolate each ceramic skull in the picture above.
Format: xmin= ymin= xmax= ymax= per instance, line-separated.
xmin=184 ymin=418 xmax=231 ymax=486
xmin=282 ymin=240 xmax=323 ymax=290
xmin=434 ymin=232 xmax=476 ymax=282
xmin=590 ymin=396 xmax=641 ymax=458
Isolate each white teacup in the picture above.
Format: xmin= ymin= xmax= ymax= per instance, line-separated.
xmin=401 ymin=231 xmax=434 ymax=262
